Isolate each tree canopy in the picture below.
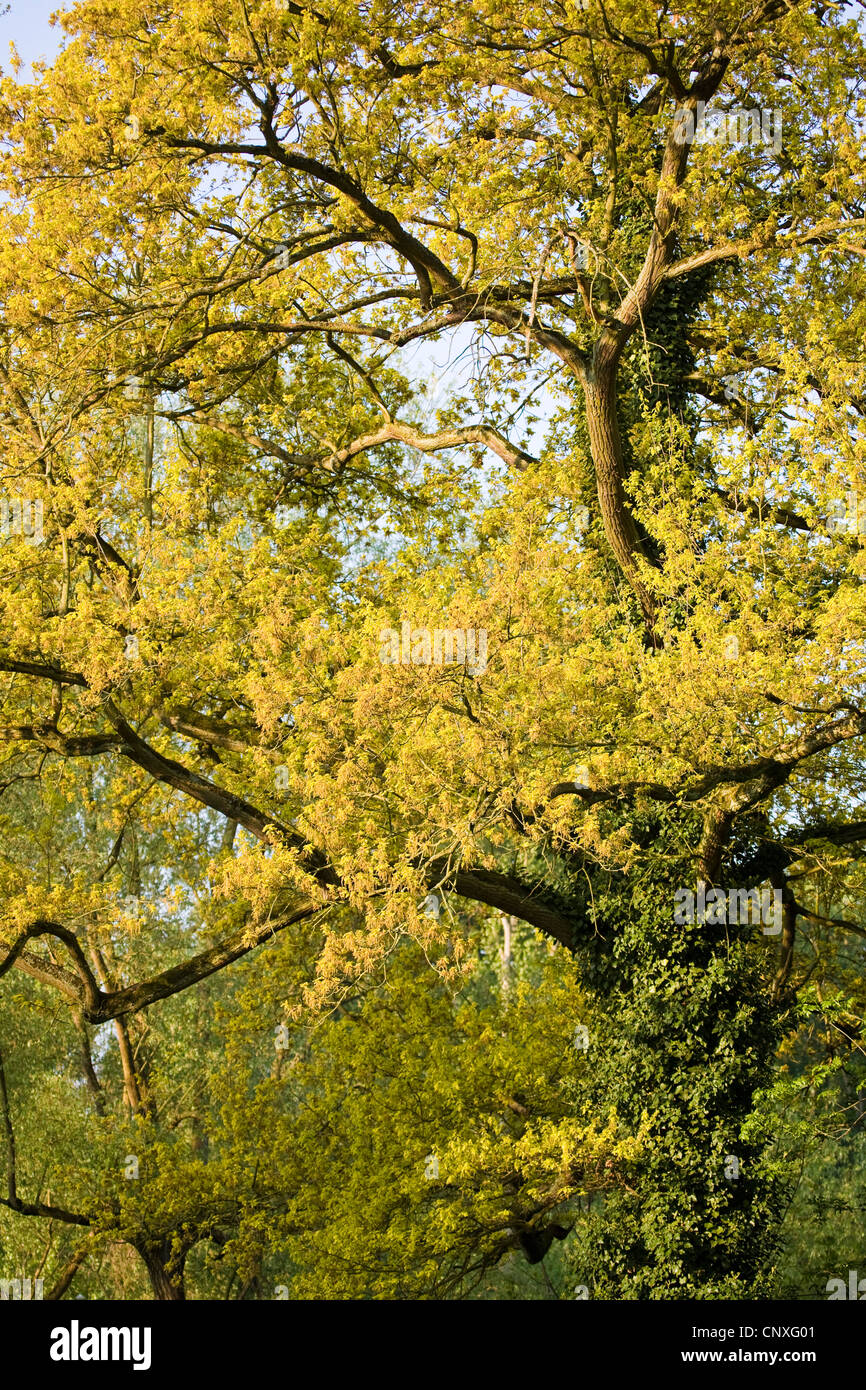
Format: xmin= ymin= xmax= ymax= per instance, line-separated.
xmin=0 ymin=0 xmax=864 ymax=1300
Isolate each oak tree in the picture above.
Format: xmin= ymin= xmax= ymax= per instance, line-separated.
xmin=1 ymin=0 xmax=865 ymax=1297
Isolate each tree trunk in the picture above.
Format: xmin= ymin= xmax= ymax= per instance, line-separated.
xmin=565 ymin=819 xmax=791 ymax=1297
xmin=583 ymin=369 xmax=657 ymax=632
xmin=138 ymin=1240 xmax=186 ymax=1301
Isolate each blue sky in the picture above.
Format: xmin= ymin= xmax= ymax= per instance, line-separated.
xmin=1 ymin=1 xmax=64 ymax=75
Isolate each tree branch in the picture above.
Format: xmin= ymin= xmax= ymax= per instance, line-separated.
xmin=664 ymin=219 xmax=866 ymax=283
xmin=0 ymin=921 xmax=102 ymax=1014
xmin=793 ymin=903 xmax=866 ymax=941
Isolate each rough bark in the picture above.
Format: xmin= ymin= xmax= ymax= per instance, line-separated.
xmin=138 ymin=1240 xmax=186 ymax=1301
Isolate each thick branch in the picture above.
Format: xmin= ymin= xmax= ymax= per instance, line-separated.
xmin=156 ymin=131 xmax=460 ymax=308
xmin=0 ymin=1195 xmax=92 ymax=1227
xmin=0 ymin=921 xmax=102 ymax=1015
xmin=784 ymin=820 xmax=866 ymax=848
xmin=0 ymin=722 xmax=122 ymax=757
xmin=323 ymin=420 xmax=537 ymax=473
xmin=46 ymin=1246 xmax=89 ymax=1300
xmin=0 ymin=658 xmax=87 ymax=687
xmin=664 ymin=219 xmax=866 ymax=282
xmin=451 ymin=867 xmax=576 ymax=950
xmin=545 ymin=706 xmax=866 ymax=814
xmin=86 ymin=902 xmax=325 ymax=1023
